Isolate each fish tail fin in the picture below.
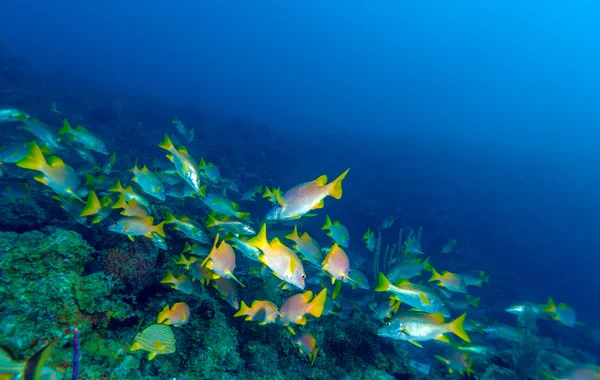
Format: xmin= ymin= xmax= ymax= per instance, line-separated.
xmin=15 ymin=141 xmax=48 ymax=172
xmin=308 ymin=289 xmax=327 ymax=318
xmin=247 ymin=223 xmax=268 ymax=248
xmin=423 ymin=257 xmax=432 ymax=271
xmin=23 ymin=343 xmax=53 ymax=380
xmin=237 ymin=212 xmax=251 ymax=220
xmin=447 ymin=313 xmax=470 ymax=342
xmin=311 ymin=348 xmax=319 ymax=366
xmin=182 ymin=242 xmax=192 ymax=253
xmin=158 ymin=134 xmax=174 ymax=152
xmin=362 ymin=228 xmax=371 ymax=240
xmin=233 ymin=301 xmax=250 ymax=317
xmin=157 ymin=305 xmax=170 ymax=324
xmin=262 ymin=186 xmax=273 ymax=199
xmin=321 ymin=215 xmax=332 ymax=230
xmin=154 ymin=220 xmax=166 ymax=238
xmin=483 ymin=274 xmax=490 ymax=284
xmin=84 ymin=173 xmax=96 ymax=187
xmin=206 ymin=211 xmax=219 ymax=228
xmin=428 ymin=267 xmax=442 ymax=282
xmin=285 ymin=225 xmax=300 ymax=241
xmin=199 ymin=157 xmax=206 ymax=169
xmin=327 ymin=168 xmax=350 ymax=199
xmin=108 ymin=180 xmax=125 ymax=193
xmin=58 ymin=119 xmax=72 ymax=134
xmin=543 ymin=297 xmax=556 ymax=313
xmin=130 ymin=158 xmax=139 ymax=173
xmin=175 ymin=253 xmax=188 ymax=267
xmin=161 ymin=270 xmax=176 ymax=284
xmin=164 ymin=211 xmax=177 ymax=224
xmin=112 ymin=193 xmax=128 ymax=209
xmin=80 ymin=190 xmax=102 ymax=216
xmin=471 ymin=297 xmax=481 ymax=308
xmin=375 ymin=272 xmax=391 ymax=292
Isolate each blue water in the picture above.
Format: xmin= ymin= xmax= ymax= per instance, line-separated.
xmin=1 ymin=0 xmax=600 ymax=376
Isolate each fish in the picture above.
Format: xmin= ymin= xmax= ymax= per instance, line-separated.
xmin=441 ymin=239 xmax=457 ymax=254
xmin=278 ymin=289 xmax=327 ymax=326
xmin=130 ymin=160 xmax=165 ymax=201
xmin=452 ymin=343 xmax=496 ymax=356
xmin=381 ymin=216 xmax=397 ymax=230
xmin=99 ymin=152 xmax=116 ymax=175
xmin=285 ymin=226 xmax=322 ymax=267
xmin=371 ymin=299 xmax=401 ymax=320
xmin=460 ymin=270 xmax=490 ymax=287
xmin=16 ymin=141 xmax=82 ymax=201
xmin=165 ymin=211 xmax=210 ymax=244
xmin=111 ymin=193 xmax=150 ymax=217
xmin=158 ymin=134 xmax=204 ymax=194
xmin=84 ymin=173 xmax=115 ymax=189
xmin=80 ymin=190 xmax=114 ymax=224
xmin=175 ymin=253 xmax=199 ymax=270
xmin=322 ymin=243 xmax=352 ymax=283
xmin=544 ymin=298 xmax=577 ymax=327
xmin=246 ymin=224 xmax=306 ymax=289
xmin=294 ymin=332 xmax=319 ymax=366
xmin=205 ymin=211 xmax=255 ymax=236
xmin=212 ymin=277 xmax=240 ymax=310
xmin=201 ymin=234 xmax=244 ymax=286
xmin=449 ymin=295 xmax=480 ymax=311
xmin=404 ymin=237 xmax=423 ymax=255
xmin=59 ymin=119 xmax=108 ymax=154
xmin=363 ymin=228 xmax=376 ymax=251
xmin=161 ymin=270 xmax=202 ymax=295
xmin=14 ymin=113 xmax=64 ymax=152
xmin=234 ymin=300 xmax=280 ymax=324
xmin=434 ymin=351 xmax=472 ymax=376
xmin=108 ymin=215 xmax=166 ymax=241
xmin=265 ymin=169 xmax=350 ymax=221
xmin=172 ymin=117 xmax=193 ymax=141
xmin=0 ymin=182 xmax=30 ymax=201
xmin=165 ymin=182 xmax=198 ymax=199
xmin=482 ymin=324 xmax=524 ymax=342
xmin=428 ymin=268 xmax=468 ymax=293
xmin=199 ymin=157 xmax=220 ymax=184
xmin=157 ymin=302 xmax=190 ymax=327
xmin=262 ymin=186 xmax=278 ymax=204
xmin=158 ymin=169 xmax=182 ymax=187
xmin=52 ymin=195 xmax=91 ymax=227
xmin=387 ymin=257 xmax=431 ymax=282
xmin=0 ymin=142 xmax=33 ymax=164
xmin=201 ymin=193 xmax=250 ymax=220
xmin=0 ymin=342 xmax=54 ymax=380
xmin=409 ymin=360 xmax=431 ymax=376
xmin=377 ymin=312 xmax=470 ymax=346
xmin=230 ymin=237 xmax=262 ymax=263
xmin=108 ymin=180 xmax=151 ymax=209
xmin=149 ymin=232 xmax=168 ymax=250
xmin=182 ymin=242 xmax=211 ymax=257
xmin=375 ymin=273 xmax=450 ymax=317
xmin=0 ymin=108 xmax=24 ymax=122
xmin=130 ymin=324 xmax=176 ymax=360
xmin=321 ymin=215 xmax=349 ymax=247
xmin=73 ymin=147 xmax=97 ymax=165
xmin=241 ymin=185 xmax=263 ymax=201
xmin=189 ymin=261 xmax=211 ymax=284
xmin=347 ymin=268 xmax=370 ymax=290
xmin=50 ymin=101 xmax=61 ymax=114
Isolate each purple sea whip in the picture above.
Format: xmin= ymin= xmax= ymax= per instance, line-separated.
xmin=72 ymin=327 xmax=80 ymax=380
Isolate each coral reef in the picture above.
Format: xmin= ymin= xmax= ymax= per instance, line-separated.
xmin=101 ymin=238 xmax=159 ymax=294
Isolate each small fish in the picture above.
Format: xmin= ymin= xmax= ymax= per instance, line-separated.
xmin=201 ymin=193 xmax=250 ymax=220
xmin=165 ymin=211 xmax=210 ymax=244
xmin=378 ymin=312 xmax=470 ymax=346
xmin=73 ymin=147 xmax=97 ymax=165
xmin=157 ymin=302 xmax=190 ymax=327
xmin=161 ymin=270 xmax=202 ymax=295
xmin=452 ymin=343 xmax=496 ymax=356
xmin=262 ymin=186 xmax=278 ymax=204
xmin=130 ymin=324 xmax=176 ymax=360
xmin=52 ymin=195 xmax=91 ymax=227
xmin=100 ymin=152 xmax=116 ymax=175
xmin=80 ymin=190 xmax=113 ymax=224
xmin=321 ymin=215 xmax=349 ymax=247
xmin=175 ymin=253 xmax=199 ymax=270
xmin=16 ymin=141 xmax=81 ymax=200
xmin=234 ymin=300 xmax=280 ymax=324
xmin=206 ymin=211 xmax=255 ymax=236
xmin=201 ymin=234 xmax=244 ymax=286
xmin=165 ymin=182 xmax=197 ymax=199
xmin=387 ymin=257 xmax=431 ymax=282
xmin=111 ymin=193 xmax=150 ymax=217
xmin=460 ymin=270 xmax=490 ymax=287
xmin=265 ymin=169 xmax=349 ymax=221
xmin=0 ymin=182 xmax=30 ymax=201
xmin=108 ymin=180 xmax=151 ymax=209
xmin=434 ymin=351 xmax=473 ymax=376
xmin=285 ymin=226 xmax=322 ymax=267
xmin=50 ymin=101 xmax=61 ymax=114
xmin=347 ymin=268 xmax=370 ymax=290
xmin=230 ymin=237 xmax=262 ymax=263
xmin=14 ymin=113 xmax=64 ymax=151
xmin=199 ymin=157 xmax=220 ymax=184
xmin=0 ymin=142 xmax=32 ymax=164
xmin=482 ymin=324 xmax=524 ymax=342
xmin=212 ymin=277 xmax=240 ymax=310
xmin=404 ymin=237 xmax=423 ymax=255
xmin=381 ymin=216 xmax=397 ymax=230
xmin=130 ymin=160 xmax=165 ymax=201
xmin=375 ymin=273 xmax=450 ymax=317
xmin=149 ymin=232 xmax=168 ymax=250
xmin=84 ymin=173 xmax=114 ymax=189
xmin=322 ymin=243 xmax=352 ymax=283
xmin=371 ymin=299 xmax=401 ymax=320
xmin=428 ymin=268 xmax=468 ymax=293
xmin=363 ymin=228 xmax=376 ymax=251
xmin=189 ymin=261 xmax=211 ymax=283
xmin=544 ymin=298 xmax=577 ymax=327
xmin=108 ymin=215 xmax=166 ymax=241
xmin=158 ymin=134 xmax=203 ymax=194
xmin=159 ymin=169 xmax=182 ymax=187
xmin=246 ymin=224 xmax=306 ymax=289
xmin=59 ymin=119 xmax=108 ymax=155
xmin=279 ymin=289 xmax=327 ymax=326
xmin=0 ymin=108 xmax=25 ymax=122
xmin=182 ymin=241 xmax=211 ymax=257
xmin=171 ymin=117 xmax=188 ymax=139
xmin=294 ymin=332 xmax=319 ymax=366
xmin=241 ymin=185 xmax=263 ymax=201
xmin=449 ymin=295 xmax=480 ymax=311
xmin=441 ymin=239 xmax=457 ymax=254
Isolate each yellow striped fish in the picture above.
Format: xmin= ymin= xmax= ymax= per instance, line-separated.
xmin=130 ymin=324 xmax=176 ymax=360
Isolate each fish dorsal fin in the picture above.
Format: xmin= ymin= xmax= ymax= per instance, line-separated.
xmin=178 ymin=146 xmax=188 ymax=154
xmin=397 ymin=279 xmax=411 ymax=287
xmin=428 ymin=312 xmax=445 ymax=323
xmin=47 ymin=156 xmax=66 ymax=167
xmin=270 ymin=237 xmax=287 ymax=251
xmin=313 ymin=174 xmax=328 ymax=186
xmin=274 ymin=188 xmax=285 ymax=207
xmin=141 ymin=165 xmax=150 ymax=172
xmin=75 ymin=125 xmax=86 ymax=132
xmin=300 ymin=290 xmax=314 ymax=302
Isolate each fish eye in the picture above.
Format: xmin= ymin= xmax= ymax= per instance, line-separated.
xmin=386 ymin=322 xmax=391 ymax=326
xmin=301 ymin=274 xmax=306 ymax=279
xmin=233 ymin=296 xmax=237 ymax=301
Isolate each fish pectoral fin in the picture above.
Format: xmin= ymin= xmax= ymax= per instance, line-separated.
xmin=287 ymin=326 xmax=296 ymax=335
xmin=130 ymin=342 xmax=141 ymax=351
xmin=148 ymin=352 xmax=157 ymax=360
xmin=128 ymin=235 xmax=135 ymax=242
xmin=296 ymin=316 xmax=307 ymax=325
xmin=311 ymin=199 xmax=325 ymax=210
xmin=435 ymin=335 xmax=451 ymax=343
xmin=408 ymin=340 xmax=423 ymax=348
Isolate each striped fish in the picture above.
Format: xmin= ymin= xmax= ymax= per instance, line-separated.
xmin=130 ymin=324 xmax=176 ymax=360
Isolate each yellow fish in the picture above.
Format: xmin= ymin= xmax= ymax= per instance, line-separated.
xmin=285 ymin=225 xmax=322 ymax=267
xmin=201 ymin=234 xmax=244 ymax=286
xmin=294 ymin=332 xmax=319 ymax=366
xmin=278 ymin=289 xmax=327 ymax=326
xmin=157 ymin=302 xmax=190 ymax=327
xmin=234 ymin=300 xmax=280 ymax=324
xmin=108 ymin=215 xmax=165 ymax=242
xmin=322 ymin=243 xmax=352 ymax=283
xmin=130 ymin=324 xmax=176 ymax=360
xmin=111 ymin=193 xmax=150 ymax=217
xmin=158 ymin=134 xmax=204 ymax=194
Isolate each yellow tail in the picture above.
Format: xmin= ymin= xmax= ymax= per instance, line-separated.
xmin=157 ymin=305 xmax=170 ymax=324
xmin=108 ymin=180 xmax=125 ymax=193
xmin=16 ymin=141 xmax=48 ymax=172
xmin=206 ymin=212 xmax=219 ymax=228
xmin=375 ymin=273 xmax=391 ymax=292
xmin=161 ymin=270 xmax=176 ymax=284
xmin=234 ymin=301 xmax=250 ymax=317
xmin=154 ymin=221 xmax=166 ymax=238
xmin=164 ymin=211 xmax=177 ymax=224
xmin=80 ymin=191 xmax=102 ymax=217
xmin=447 ymin=313 xmax=470 ymax=342
xmin=112 ymin=193 xmax=128 ymax=209
xmin=428 ymin=267 xmax=442 ymax=283
xmin=158 ymin=134 xmax=175 ymax=152
xmin=247 ymin=223 xmax=268 ymax=249
xmin=285 ymin=225 xmax=300 ymax=241
xmin=308 ymin=288 xmax=327 ymax=318
xmin=327 ymin=168 xmax=350 ymax=199
xmin=58 ymin=119 xmax=73 ymax=134
xmin=322 ymin=215 xmax=332 ymax=230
